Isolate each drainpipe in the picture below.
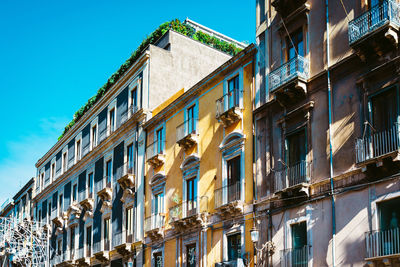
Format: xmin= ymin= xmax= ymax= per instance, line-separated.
xmin=325 ymin=0 xmax=336 ymax=266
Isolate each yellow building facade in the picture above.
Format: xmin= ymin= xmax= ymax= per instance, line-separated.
xmin=142 ymin=44 xmax=256 ymax=267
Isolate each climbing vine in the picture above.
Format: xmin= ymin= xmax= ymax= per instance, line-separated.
xmin=58 ymin=19 xmax=242 ymax=140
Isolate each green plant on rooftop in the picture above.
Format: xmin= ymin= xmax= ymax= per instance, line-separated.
xmin=58 ymin=19 xmax=242 ymax=141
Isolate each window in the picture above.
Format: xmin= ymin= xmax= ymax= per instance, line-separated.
xmin=104 ymin=218 xmax=111 ymax=251
xmin=70 ymin=226 xmax=76 ymax=259
xmin=156 ymin=128 xmax=164 ymax=154
xmin=88 ymin=173 xmax=94 ymax=197
xmin=40 ymin=173 xmax=45 ymax=189
xmin=38 ymin=210 xmax=41 ymax=223
xmin=91 ymin=125 xmax=97 ymax=149
xmin=154 ymin=192 xmax=164 ymax=216
xmin=286 ymin=28 xmax=304 ymax=60
xmin=127 ymin=144 xmax=134 ymax=173
xmin=187 ymin=105 xmax=196 ymax=134
xmin=76 ymin=140 xmax=81 ymax=161
xmin=59 ymin=194 xmax=63 ymax=216
xmin=186 ymin=244 xmax=196 ymax=267
xmin=227 ymin=156 xmax=241 ymax=202
xmin=109 ymin=108 xmax=115 ymax=133
xmin=57 ymin=239 xmax=62 ymax=255
xmin=186 ymin=177 xmax=197 ymax=216
xmin=126 ymin=207 xmax=134 ymax=242
xmin=228 ymin=75 xmax=240 ymax=108
xmin=48 ymin=201 xmax=51 ymax=220
xmin=62 ymin=152 xmax=68 ymax=173
xmin=291 ymin=222 xmax=308 ymax=267
xmin=227 ymin=233 xmax=241 ymax=261
xmin=130 ymin=87 xmax=137 ymax=109
xmin=106 ymin=160 xmax=112 ymax=185
xmin=153 ymin=251 xmax=163 ymax=267
xmin=72 ymin=184 xmax=77 ymax=202
xmin=86 ymin=226 xmax=92 ymax=257
xmin=51 ymin=163 xmax=55 ymax=180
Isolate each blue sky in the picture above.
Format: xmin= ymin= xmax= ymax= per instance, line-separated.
xmin=0 ymin=0 xmax=255 ymax=204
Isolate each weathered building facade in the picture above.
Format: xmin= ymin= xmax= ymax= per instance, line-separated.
xmin=28 ymin=20 xmax=242 ymax=267
xmin=254 ymin=0 xmax=400 ymax=266
xmin=142 ymin=44 xmax=256 ymax=267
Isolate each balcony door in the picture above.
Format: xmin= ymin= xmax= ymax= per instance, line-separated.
xmin=186 ymin=243 xmax=196 ymax=267
xmin=106 ymin=160 xmax=112 ymax=186
xmin=286 ymin=28 xmax=304 ymax=77
xmin=186 ymin=177 xmax=197 ymax=217
xmin=153 ymin=192 xmax=164 ymax=228
xmin=227 ymin=156 xmax=241 ymax=202
xmin=187 ymin=105 xmax=196 ymax=134
xmin=285 ymin=129 xmax=307 ymax=186
xmin=369 ymin=87 xmax=399 ymax=157
xmin=370 ymin=87 xmax=398 ymax=133
xmin=103 ymin=218 xmax=111 ymax=251
xmin=227 ymin=233 xmax=241 ymax=261
xmin=127 ymin=144 xmax=134 ymax=174
xmin=153 ymin=252 xmax=163 ymax=267
xmin=156 ymin=128 xmax=164 ymax=154
xmin=376 ymin=198 xmax=400 ymax=256
xmin=86 ymin=226 xmax=92 ymax=257
xmin=291 ymin=221 xmax=308 ymax=267
xmin=228 ymin=75 xmax=240 ymax=109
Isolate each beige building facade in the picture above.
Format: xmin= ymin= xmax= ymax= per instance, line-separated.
xmin=254 ymin=0 xmax=400 ymax=266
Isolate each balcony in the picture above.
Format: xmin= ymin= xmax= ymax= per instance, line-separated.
xmin=97 ymin=181 xmax=113 ymax=202
xmin=176 ymin=119 xmax=199 ymax=150
xmin=271 ymin=0 xmax=307 ymax=17
xmin=269 ymin=55 xmax=309 ymax=104
xmin=348 ymin=0 xmax=400 ymax=60
xmin=214 ymin=182 xmax=243 ymax=218
xmin=56 ymin=250 xmax=75 ymax=267
xmin=215 ymin=258 xmax=246 ymax=267
xmin=216 ymin=89 xmax=242 ymax=128
xmin=75 ymin=247 xmax=90 ymax=266
xmin=146 ymin=140 xmax=165 ymax=169
xmin=97 ymin=180 xmax=112 ymax=213
xmin=274 ymin=161 xmax=311 ymax=197
xmin=365 ymin=228 xmax=400 ymax=265
xmin=355 ymin=124 xmax=400 ymax=169
xmin=169 ymin=196 xmax=208 ymax=231
xmin=51 ymin=209 xmax=64 ymax=229
xmin=281 ymin=246 xmax=310 ymax=267
xmin=66 ymin=202 xmax=81 ymax=221
xmin=113 ymin=230 xmax=133 ymax=256
xmin=117 ymin=162 xmax=135 ymax=202
xmin=144 ymin=213 xmax=165 ymax=241
xmin=93 ymin=240 xmax=110 ymax=262
xmin=79 ymin=192 xmax=94 ymax=212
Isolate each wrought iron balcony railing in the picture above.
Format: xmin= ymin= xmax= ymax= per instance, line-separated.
xmin=355 ymin=124 xmax=400 ymax=164
xmin=274 ymin=161 xmax=311 ymax=193
xmin=176 ymin=118 xmax=198 ymax=142
xmin=93 ymin=241 xmax=101 ymax=254
xmin=348 ymin=0 xmax=400 ymax=44
xmin=144 ymin=213 xmax=165 ymax=233
xmin=169 ymin=196 xmax=208 ymax=221
xmin=366 ymin=228 xmax=400 ymax=259
xmin=269 ymin=55 xmax=309 ymax=93
xmin=281 ymin=245 xmax=310 ymax=267
xmin=214 ymin=182 xmax=241 ymax=209
xmin=216 ymin=88 xmax=241 ymax=119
